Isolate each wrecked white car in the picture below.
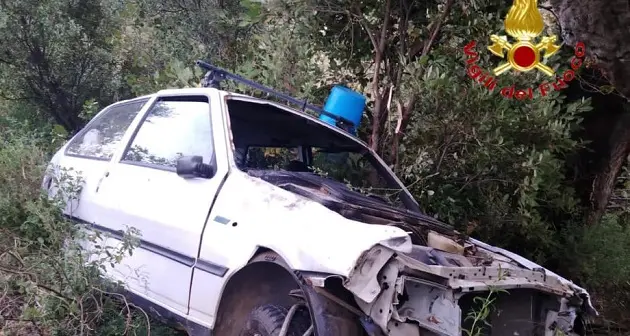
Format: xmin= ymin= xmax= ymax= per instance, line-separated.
xmin=43 ymin=61 xmax=597 ymax=336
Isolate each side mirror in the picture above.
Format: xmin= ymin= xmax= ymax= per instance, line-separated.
xmin=176 ymin=156 xmax=215 ymax=179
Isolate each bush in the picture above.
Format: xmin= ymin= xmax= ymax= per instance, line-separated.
xmin=558 ymin=213 xmax=630 ymax=327
xmin=0 ymin=131 xmax=183 ymax=335
xmin=397 ymin=49 xmax=591 ymax=263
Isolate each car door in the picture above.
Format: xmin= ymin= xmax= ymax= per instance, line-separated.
xmin=94 ymin=93 xmax=229 ymax=314
xmin=52 ymin=98 xmax=150 ymax=222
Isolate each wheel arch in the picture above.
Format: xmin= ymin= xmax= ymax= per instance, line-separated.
xmin=211 ymin=248 xmax=301 ymax=335
xmin=211 ymin=247 xmax=363 ymax=336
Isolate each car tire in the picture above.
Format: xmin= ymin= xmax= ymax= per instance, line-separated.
xmin=239 ymin=304 xmax=311 ymax=336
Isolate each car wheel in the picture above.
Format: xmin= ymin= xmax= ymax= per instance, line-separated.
xmin=239 ymin=304 xmax=311 ymax=336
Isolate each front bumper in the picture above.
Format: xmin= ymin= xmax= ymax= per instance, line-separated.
xmin=343 ymin=245 xmax=597 ymax=336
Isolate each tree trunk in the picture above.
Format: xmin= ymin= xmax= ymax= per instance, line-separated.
xmin=587 ymin=111 xmax=630 ymax=224
xmin=368 ymin=0 xmax=392 ymax=152
xmin=548 ymin=0 xmax=630 ymax=99
xmin=549 ymin=0 xmax=630 ymax=224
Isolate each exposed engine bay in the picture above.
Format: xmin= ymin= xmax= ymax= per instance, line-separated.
xmin=247 ymin=169 xmax=598 ymax=336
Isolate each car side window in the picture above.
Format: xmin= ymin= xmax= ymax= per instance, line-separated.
xmin=65 ymin=100 xmax=147 ymax=160
xmin=122 ymin=97 xmax=213 ymax=170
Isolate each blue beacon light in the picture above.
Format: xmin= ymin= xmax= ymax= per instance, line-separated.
xmin=320 ymin=85 xmax=366 ymax=135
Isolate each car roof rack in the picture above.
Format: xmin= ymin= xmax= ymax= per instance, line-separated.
xmin=195 ymin=60 xmax=356 ymax=134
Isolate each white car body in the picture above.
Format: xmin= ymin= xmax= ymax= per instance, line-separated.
xmin=45 ymin=87 xmax=597 ymax=336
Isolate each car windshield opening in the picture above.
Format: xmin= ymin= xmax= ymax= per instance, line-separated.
xmin=226 ymin=98 xmax=419 ymax=211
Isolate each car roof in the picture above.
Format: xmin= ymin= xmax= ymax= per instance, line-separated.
xmin=152 ymin=87 xmax=371 ymax=149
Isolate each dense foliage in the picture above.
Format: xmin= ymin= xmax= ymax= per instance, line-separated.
xmin=1 ymin=0 xmax=629 ymax=334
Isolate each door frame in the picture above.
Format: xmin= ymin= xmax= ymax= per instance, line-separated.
xmin=92 ymin=90 xmax=233 ymax=314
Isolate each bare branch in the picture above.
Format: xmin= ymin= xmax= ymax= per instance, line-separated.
xmin=352 ymin=4 xmax=378 ymax=51
xmin=391 ymin=0 xmax=454 ymax=166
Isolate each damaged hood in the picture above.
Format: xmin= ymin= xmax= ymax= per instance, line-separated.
xmin=246 ymin=169 xmax=454 ymax=236
xmin=246 ymin=169 xmax=598 ymax=319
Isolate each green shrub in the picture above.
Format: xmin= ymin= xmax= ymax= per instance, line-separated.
xmin=558 ymin=213 xmax=630 ymax=326
xmin=0 ymin=132 xmax=182 ymax=335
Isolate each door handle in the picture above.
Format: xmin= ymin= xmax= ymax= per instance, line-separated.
xmin=95 ymin=171 xmax=110 ymax=193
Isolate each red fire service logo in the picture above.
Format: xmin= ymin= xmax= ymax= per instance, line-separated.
xmin=463 ymin=0 xmax=586 ymax=100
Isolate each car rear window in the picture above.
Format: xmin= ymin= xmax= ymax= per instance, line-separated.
xmin=65 ymin=99 xmax=147 ymax=160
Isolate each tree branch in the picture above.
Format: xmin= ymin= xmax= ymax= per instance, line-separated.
xmin=368 ymin=0 xmax=392 ymax=151
xmin=353 ymin=3 xmax=378 ymax=52
xmin=391 ymin=0 xmax=454 ymax=167
xmin=408 ymin=20 xmax=435 ymax=59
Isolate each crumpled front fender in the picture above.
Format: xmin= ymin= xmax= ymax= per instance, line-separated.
xmin=342 ymin=243 xmax=597 ymax=336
